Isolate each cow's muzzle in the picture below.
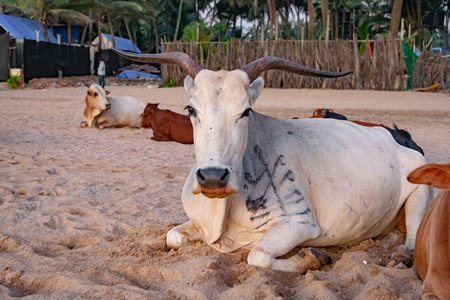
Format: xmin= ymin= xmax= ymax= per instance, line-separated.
xmin=196 ymin=168 xmax=234 ymax=198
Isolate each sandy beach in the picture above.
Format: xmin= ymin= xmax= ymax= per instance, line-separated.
xmin=1 ymin=84 xmax=449 ymax=299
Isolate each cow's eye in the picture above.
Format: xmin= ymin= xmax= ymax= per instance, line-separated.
xmin=184 ymin=105 xmax=197 ymax=117
xmin=241 ymin=108 xmax=252 ymax=118
xmin=94 ymin=92 xmax=98 ymax=97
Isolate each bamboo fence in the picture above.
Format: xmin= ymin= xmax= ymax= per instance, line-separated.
xmin=160 ymin=36 xmax=449 ymax=91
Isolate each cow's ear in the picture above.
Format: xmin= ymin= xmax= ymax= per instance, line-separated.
xmin=184 ymin=75 xmax=195 ymax=96
xmin=248 ymin=77 xmax=264 ymax=106
xmin=408 ymin=164 xmax=450 ymax=189
xmin=105 ymin=90 xmax=111 ymax=95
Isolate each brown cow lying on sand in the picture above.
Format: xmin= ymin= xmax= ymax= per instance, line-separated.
xmin=309 ymin=108 xmax=424 ymax=155
xmin=80 ymin=84 xmax=146 ymax=129
xmin=407 ymin=163 xmax=450 ymax=300
xmin=141 ymin=103 xmax=193 ymax=144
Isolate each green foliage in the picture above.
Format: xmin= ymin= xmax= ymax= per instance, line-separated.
xmin=358 ymin=20 xmax=370 ymax=54
xmin=163 ymin=79 xmax=176 ymax=88
xmin=6 ymin=74 xmax=21 ymax=89
xmin=404 ymin=32 xmax=419 ymax=48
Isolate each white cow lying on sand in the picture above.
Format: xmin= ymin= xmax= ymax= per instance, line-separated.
xmin=80 ymin=84 xmax=146 ymax=129
xmin=115 ymin=49 xmax=433 ymax=273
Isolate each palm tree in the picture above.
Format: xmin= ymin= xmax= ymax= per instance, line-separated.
xmin=71 ymin=0 xmax=143 ymax=50
xmin=0 ymin=0 xmax=91 ymax=43
xmin=173 ymin=0 xmax=184 ymax=42
xmin=321 ymin=0 xmax=329 ymax=39
xmin=307 ymin=0 xmax=314 ymax=39
xmin=390 ymin=0 xmax=404 ymax=37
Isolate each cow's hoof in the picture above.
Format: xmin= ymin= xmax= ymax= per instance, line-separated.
xmin=391 ymin=245 xmax=413 ymax=268
xmin=297 ymin=247 xmax=332 ymax=271
xmin=166 ymin=228 xmax=187 ymax=250
xmin=309 ymin=247 xmax=333 ymax=266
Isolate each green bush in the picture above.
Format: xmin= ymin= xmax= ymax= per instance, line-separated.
xmin=164 ymin=79 xmax=176 ymax=88
xmin=7 ymin=74 xmax=21 ymax=89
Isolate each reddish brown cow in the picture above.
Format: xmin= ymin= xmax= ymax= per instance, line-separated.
xmin=407 ymin=163 xmax=450 ymax=300
xmin=141 ymin=103 xmax=193 ymax=144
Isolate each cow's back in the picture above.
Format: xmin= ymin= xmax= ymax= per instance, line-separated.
xmin=108 ymin=96 xmax=145 ymax=127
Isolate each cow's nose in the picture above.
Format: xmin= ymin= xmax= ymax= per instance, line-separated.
xmin=196 ymin=168 xmax=229 ymax=189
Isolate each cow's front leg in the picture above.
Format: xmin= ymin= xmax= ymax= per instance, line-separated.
xmin=247 ymin=220 xmax=328 ymax=273
xmin=97 ymin=118 xmax=118 ymax=129
xmin=151 ymin=134 xmax=173 ymax=142
xmin=166 ymin=220 xmax=202 ymax=250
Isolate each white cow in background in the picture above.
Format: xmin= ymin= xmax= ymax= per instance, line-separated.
xmin=80 ymin=84 xmax=146 ymax=129
xmin=115 ymin=49 xmax=432 ymax=273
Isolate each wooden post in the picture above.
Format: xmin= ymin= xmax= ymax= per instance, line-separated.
xmin=261 ymin=23 xmax=265 ymax=43
xmin=353 ymin=32 xmax=360 ymax=89
xmin=275 ymin=16 xmax=279 ymax=40
xmin=325 ymin=12 xmax=330 ymax=44
xmin=301 ymin=23 xmax=305 ymax=52
xmin=400 ymin=18 xmax=404 ymax=41
xmin=196 ymin=22 xmax=199 ymax=43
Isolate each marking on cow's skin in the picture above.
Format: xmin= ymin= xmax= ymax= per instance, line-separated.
xmin=244 ymin=145 xmax=310 ymax=229
xmin=288 ymin=131 xmax=293 ymax=135
xmin=345 ymin=202 xmax=357 ymax=214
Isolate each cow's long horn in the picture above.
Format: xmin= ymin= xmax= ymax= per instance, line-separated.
xmin=112 ymin=49 xmax=203 ymax=79
xmin=241 ymin=56 xmax=352 ymax=82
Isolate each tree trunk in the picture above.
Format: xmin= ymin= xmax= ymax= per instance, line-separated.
xmin=81 ymin=25 xmax=88 ymax=44
xmin=173 ymin=0 xmax=183 ymax=42
xmin=283 ymin=0 xmax=291 ymax=40
xmin=152 ymin=18 xmax=159 ymax=53
xmin=267 ymin=0 xmax=274 ymax=39
xmin=231 ymin=15 xmax=237 ymax=38
xmin=390 ymin=0 xmax=404 ymax=38
xmin=42 ymin=26 xmax=50 ymax=42
xmin=164 ymin=2 xmax=170 ymax=41
xmin=209 ymin=0 xmax=217 ymax=28
xmin=416 ymin=0 xmax=423 ymax=48
xmin=68 ymin=24 xmax=72 ymax=45
xmin=334 ymin=0 xmax=338 ymax=40
xmin=124 ymin=20 xmax=137 ymax=52
xmin=40 ymin=14 xmax=50 ymax=42
xmin=307 ymin=0 xmax=314 ymax=40
xmin=106 ymin=12 xmax=115 ymax=47
xmin=97 ymin=14 xmax=102 ymax=51
xmin=321 ymin=0 xmax=329 ymax=39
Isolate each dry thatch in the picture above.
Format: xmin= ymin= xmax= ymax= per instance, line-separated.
xmin=412 ymin=50 xmax=450 ymax=90
xmin=160 ymin=37 xmax=448 ymax=91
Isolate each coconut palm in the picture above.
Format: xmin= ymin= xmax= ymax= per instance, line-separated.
xmin=0 ymin=0 xmax=91 ymax=43
xmin=68 ymin=0 xmax=144 ymax=50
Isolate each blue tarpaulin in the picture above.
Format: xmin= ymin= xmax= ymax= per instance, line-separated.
xmin=115 ymin=70 xmax=161 ymax=80
xmin=102 ymin=33 xmax=141 ymax=53
xmin=0 ymin=14 xmax=58 ymax=43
